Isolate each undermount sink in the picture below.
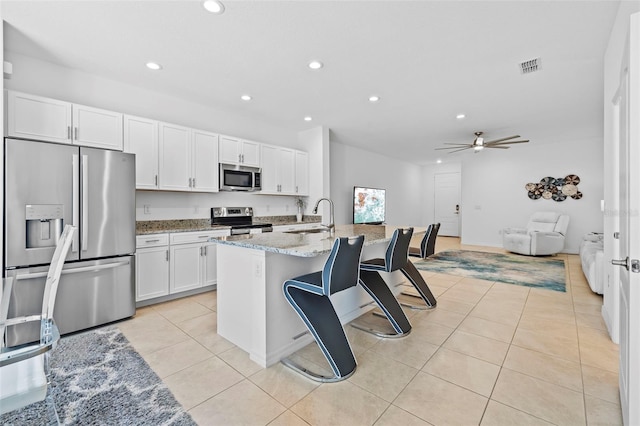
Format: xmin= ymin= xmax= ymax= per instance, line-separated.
xmin=284 ymin=228 xmax=331 ymax=235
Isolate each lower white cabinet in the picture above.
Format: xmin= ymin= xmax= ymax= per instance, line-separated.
xmin=135 ymin=229 xmax=229 ymax=302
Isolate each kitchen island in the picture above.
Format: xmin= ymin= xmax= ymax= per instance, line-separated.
xmin=212 ymin=224 xmax=424 ymax=367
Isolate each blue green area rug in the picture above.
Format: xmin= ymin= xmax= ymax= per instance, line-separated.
xmin=413 ymin=250 xmax=566 ymax=292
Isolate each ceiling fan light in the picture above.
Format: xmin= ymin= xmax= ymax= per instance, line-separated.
xmin=474 ymin=145 xmax=484 ymax=151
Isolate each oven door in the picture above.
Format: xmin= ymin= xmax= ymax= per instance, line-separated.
xmin=219 ymin=165 xmax=256 ymax=191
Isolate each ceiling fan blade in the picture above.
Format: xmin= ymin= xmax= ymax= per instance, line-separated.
xmin=484 ymin=135 xmax=520 ymax=144
xmin=446 ymin=146 xmax=473 ymax=153
xmin=442 ymin=143 xmax=472 ymax=146
xmin=487 ymin=140 xmax=529 ymax=146
xmin=485 ymin=146 xmax=510 ymax=149
xmin=435 ymin=146 xmax=470 ymax=150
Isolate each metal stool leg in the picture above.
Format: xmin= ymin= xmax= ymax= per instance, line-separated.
xmin=400 ymin=261 xmax=437 ymax=309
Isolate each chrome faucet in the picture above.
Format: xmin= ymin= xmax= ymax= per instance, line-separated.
xmin=312 ymin=198 xmax=335 ymax=232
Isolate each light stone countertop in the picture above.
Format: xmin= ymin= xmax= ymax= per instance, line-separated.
xmin=135 ymin=215 xmax=322 ymax=235
xmin=210 ymin=224 xmax=426 ymax=257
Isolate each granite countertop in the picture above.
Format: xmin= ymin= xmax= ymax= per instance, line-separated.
xmin=210 ymin=224 xmax=426 ymax=257
xmin=135 ymin=215 xmax=322 ymax=235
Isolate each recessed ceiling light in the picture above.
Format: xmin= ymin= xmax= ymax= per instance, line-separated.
xmin=304 ymin=116 xmax=312 ymax=122
xmin=145 ymin=62 xmax=162 ymax=71
xmin=241 ymin=95 xmax=252 ymax=101
xmin=203 ymin=0 xmax=225 ymax=14
xmin=436 ymin=159 xmax=442 ymax=164
xmin=456 ymin=113 xmax=466 ymax=120
xmin=369 ymin=96 xmax=380 ymax=102
xmin=308 ymin=61 xmax=323 ymax=70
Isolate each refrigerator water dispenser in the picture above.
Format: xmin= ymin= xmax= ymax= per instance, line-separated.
xmin=25 ymin=204 xmax=63 ymax=248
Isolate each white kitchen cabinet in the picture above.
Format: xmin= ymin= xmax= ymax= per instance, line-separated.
xmin=6 ymin=91 xmax=123 ymax=150
xmin=295 ymin=150 xmax=309 ymax=196
xmin=169 ymin=230 xmax=229 ymax=294
xmin=135 ymin=234 xmax=170 ymax=301
xmin=159 ymin=123 xmax=219 ymax=192
xmin=260 ymin=144 xmax=295 ymax=195
xmin=219 ymin=135 xmax=260 ymax=167
xmin=124 ymin=115 xmax=159 ymax=189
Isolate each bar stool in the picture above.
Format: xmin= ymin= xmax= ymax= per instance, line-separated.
xmin=352 ymin=228 xmax=414 ymax=338
xmin=281 ymin=235 xmax=365 ymax=382
xmin=408 ymin=223 xmax=440 ymax=259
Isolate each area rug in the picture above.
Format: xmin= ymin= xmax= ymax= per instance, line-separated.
xmin=413 ymin=250 xmax=566 ymax=292
xmin=0 ymin=326 xmax=196 ymax=425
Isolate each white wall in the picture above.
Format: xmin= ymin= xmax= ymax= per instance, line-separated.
xmin=460 ymin=136 xmax=603 ymax=254
xmin=3 ymin=52 xmax=311 ymax=220
xmin=602 ymin=2 xmax=640 ymax=343
xmin=330 ymin=142 xmax=423 ymax=226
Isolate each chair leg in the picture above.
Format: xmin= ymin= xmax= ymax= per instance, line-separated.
xmin=399 ymin=261 xmax=437 ymax=309
xmin=282 ymin=286 xmax=356 ymax=382
xmin=351 ymin=270 xmax=411 ymax=338
xmin=43 ymin=351 xmax=60 ymax=425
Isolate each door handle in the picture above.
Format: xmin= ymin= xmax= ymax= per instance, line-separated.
xmin=14 ymin=260 xmax=131 ymax=280
xmin=612 ymin=257 xmax=629 ymax=270
xmin=82 ymin=155 xmax=89 ymax=251
xmin=612 ymin=257 xmax=640 ymax=273
xmin=72 ymin=154 xmax=79 ymax=252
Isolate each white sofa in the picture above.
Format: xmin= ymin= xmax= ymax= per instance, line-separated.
xmin=580 ymin=233 xmax=604 ymax=294
xmin=503 ymin=212 xmax=570 ymax=256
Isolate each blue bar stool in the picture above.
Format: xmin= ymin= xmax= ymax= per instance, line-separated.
xmin=282 ymin=235 xmax=365 ymax=382
xmin=352 ymin=227 xmax=414 ymax=337
xmin=409 ymin=223 xmax=440 ymax=259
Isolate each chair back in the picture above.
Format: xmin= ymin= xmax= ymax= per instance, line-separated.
xmin=41 ymin=225 xmax=75 ymax=322
xmin=420 ymin=223 xmax=440 ymax=258
xmin=323 ymin=235 xmax=365 ymax=295
xmin=385 ymin=228 xmax=413 ymax=272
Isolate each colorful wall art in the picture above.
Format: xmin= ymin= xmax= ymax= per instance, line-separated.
xmin=525 ymin=175 xmax=582 ymax=201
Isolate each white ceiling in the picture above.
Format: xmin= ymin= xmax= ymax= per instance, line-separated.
xmin=2 ymin=0 xmax=620 ymax=165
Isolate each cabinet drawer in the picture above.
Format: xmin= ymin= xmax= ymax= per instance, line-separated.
xmin=170 ymin=230 xmax=223 ymax=245
xmin=136 ymin=234 xmax=169 ymax=248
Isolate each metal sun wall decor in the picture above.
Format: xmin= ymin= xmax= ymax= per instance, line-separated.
xmin=525 ymin=174 xmax=582 ymax=202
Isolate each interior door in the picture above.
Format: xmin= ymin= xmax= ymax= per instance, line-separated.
xmin=434 ymin=172 xmax=461 ymax=237
xmin=614 ymin=12 xmax=640 ymax=425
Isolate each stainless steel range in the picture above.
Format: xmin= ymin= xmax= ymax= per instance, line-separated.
xmin=211 ymin=207 xmax=273 ymax=235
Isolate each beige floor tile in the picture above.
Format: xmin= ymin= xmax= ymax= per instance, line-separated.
xmin=512 ymin=328 xmax=580 ymax=362
xmin=484 ymin=282 xmax=530 ymax=299
xmin=406 ymin=320 xmax=455 ymax=346
xmin=457 ymin=316 xmax=516 ymax=343
xmin=370 ymin=334 xmax=439 ymax=370
xmin=572 ymin=291 xmax=604 ymax=307
xmin=119 ymin=320 xmax=191 ymax=355
xmin=268 ymin=410 xmax=310 ymax=426
xmin=422 ymin=347 xmax=500 ymax=397
xmin=144 ymin=338 xmax=213 ymax=378
xmin=576 ymin=311 xmax=608 ymax=331
xmin=480 ymin=400 xmax=554 ymax=426
xmin=412 ymin=307 xmax=466 ymax=328
xmin=218 ymin=346 xmax=264 ymax=377
xmin=348 ymin=351 xmax=419 ymax=402
xmin=291 ymin=380 xmax=389 ymax=426
xmin=455 ymin=277 xmax=494 ymax=292
xmin=492 ymin=369 xmax=585 ymax=425
xmin=585 ymin=395 xmax=623 ymax=426
xmin=375 ymin=405 xmax=432 ymax=426
xmin=432 ymin=297 xmax=475 ymax=315
xmin=469 ymin=303 xmax=522 ymax=326
xmin=517 ymin=314 xmax=578 ymax=340
xmin=188 ymin=290 xmax=217 ymax=311
xmin=345 ymin=323 xmax=384 ymax=354
xmin=189 ymin=379 xmax=286 ymax=426
xmin=582 ymin=364 xmax=620 ymax=404
xmin=154 ymin=299 xmax=213 ymax=324
xmin=578 ymin=327 xmax=620 ymax=373
xmin=503 ymin=345 xmax=583 ymax=391
xmin=164 ymin=356 xmax=244 ymax=410
xmin=117 ymin=309 xmax=171 ymax=332
xmin=521 ymin=304 xmax=576 ymax=324
xmin=574 ymin=302 xmax=602 ymax=315
xmin=192 ymin=330 xmax=235 ymax=354
xmin=442 ymin=330 xmax=509 ymax=366
xmin=176 ymin=312 xmax=217 ymax=337
xmin=394 ymin=372 xmax=488 ymax=426
xmin=249 ymin=362 xmax=319 ymax=408
xmin=295 ymin=341 xmax=334 ymax=371
xmin=440 ymin=287 xmax=485 ymax=304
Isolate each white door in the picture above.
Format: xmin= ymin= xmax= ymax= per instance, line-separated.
xmin=434 ymin=172 xmax=461 ymax=237
xmin=614 ymin=13 xmax=640 ymax=426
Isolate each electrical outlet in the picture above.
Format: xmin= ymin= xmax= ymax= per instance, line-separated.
xmin=254 ymin=262 xmax=262 ymax=278
xmin=143 ymin=205 xmax=151 ymax=214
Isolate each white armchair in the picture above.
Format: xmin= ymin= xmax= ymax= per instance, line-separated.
xmin=503 ymin=212 xmax=570 ymax=256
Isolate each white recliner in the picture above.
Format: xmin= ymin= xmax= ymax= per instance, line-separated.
xmin=503 ymin=212 xmax=570 ymax=256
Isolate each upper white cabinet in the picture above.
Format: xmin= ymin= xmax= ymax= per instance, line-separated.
xmin=295 ymin=151 xmax=309 ymax=196
xmin=124 ymin=115 xmax=158 ymax=189
xmin=6 ymin=90 xmax=123 ymax=150
xmin=261 ymin=144 xmax=296 ymax=195
xmin=219 ymin=135 xmax=260 ymax=167
xmin=158 ymin=122 xmax=219 ymax=192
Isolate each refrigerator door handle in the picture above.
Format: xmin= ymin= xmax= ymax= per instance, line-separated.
xmin=82 ymin=155 xmax=89 ymax=251
xmin=72 ymin=154 xmax=80 ymax=253
xmin=14 ymin=260 xmax=131 ymax=280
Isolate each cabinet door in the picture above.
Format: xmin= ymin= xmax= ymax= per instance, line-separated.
xmin=159 ymin=123 xmax=192 ymax=191
xmin=192 ymin=130 xmax=219 ymax=192
xmin=202 ymin=242 xmax=218 ymax=287
xmin=136 ymin=246 xmax=169 ymax=301
xmin=124 ymin=115 xmax=158 ymax=189
xmin=260 ymin=144 xmax=279 ymax=194
xmin=170 ymin=243 xmax=202 ymax=293
xmin=219 ymin=135 xmax=241 ymax=164
xmin=241 ymin=140 xmax=261 ymax=167
xmin=6 ymin=91 xmax=72 ymax=144
xmin=295 ymin=151 xmax=309 ymax=195
xmin=279 ymin=148 xmax=296 ymax=194
xmin=72 ymin=104 xmax=123 ymax=150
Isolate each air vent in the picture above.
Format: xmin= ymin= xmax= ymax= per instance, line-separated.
xmin=519 ymin=57 xmax=541 ymax=74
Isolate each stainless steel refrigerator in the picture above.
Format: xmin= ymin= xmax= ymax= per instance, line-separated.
xmin=4 ymin=138 xmax=136 ymax=345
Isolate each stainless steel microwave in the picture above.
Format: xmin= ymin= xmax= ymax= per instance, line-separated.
xmin=219 ymin=164 xmax=262 ymax=191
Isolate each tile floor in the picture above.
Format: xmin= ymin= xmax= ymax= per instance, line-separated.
xmin=117 ymin=237 xmax=622 ymax=425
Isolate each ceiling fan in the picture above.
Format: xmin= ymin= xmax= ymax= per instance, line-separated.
xmin=436 ymin=131 xmax=529 ymax=154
